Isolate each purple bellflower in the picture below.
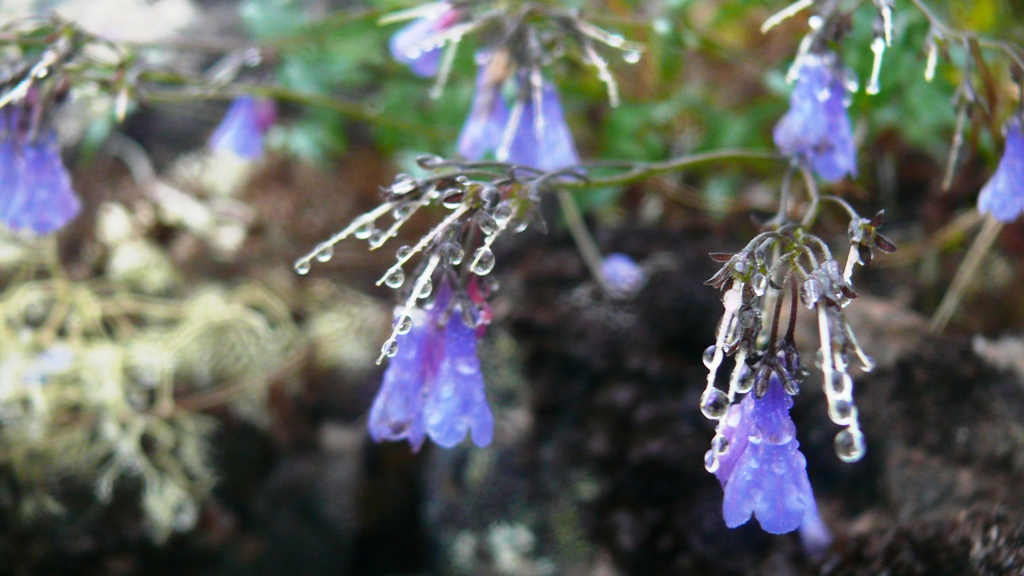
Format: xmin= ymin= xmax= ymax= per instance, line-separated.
xmin=457 ymin=62 xmax=579 ymax=171
xmin=368 ymin=280 xmax=494 ymax=451
xmin=457 ymin=60 xmax=510 ymax=161
xmin=503 ymin=79 xmax=580 ymax=171
xmin=977 ymin=117 xmax=1024 ymax=222
xmin=389 ymin=3 xmax=461 ymax=78
xmin=714 ymin=374 xmax=822 ymax=535
xmin=208 ymin=96 xmax=277 ymax=160
xmin=0 ymin=112 xmax=80 ymax=235
xmin=773 ymin=52 xmax=857 ymax=183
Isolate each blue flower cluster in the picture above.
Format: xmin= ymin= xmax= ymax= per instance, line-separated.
xmin=393 ymin=12 xmax=579 ymax=171
xmin=368 ymin=279 xmax=494 ymax=451
xmin=0 ymin=111 xmax=80 ymax=235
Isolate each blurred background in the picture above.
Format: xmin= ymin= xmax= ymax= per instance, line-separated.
xmin=1 ymin=0 xmax=1024 ymax=574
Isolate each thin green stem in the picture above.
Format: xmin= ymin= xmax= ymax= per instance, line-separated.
xmin=558 ymin=149 xmax=784 ymax=190
xmin=929 ymin=213 xmax=1004 ymax=333
xmin=557 ymin=189 xmax=612 ymax=296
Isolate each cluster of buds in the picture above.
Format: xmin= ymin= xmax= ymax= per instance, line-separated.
xmin=294 ymin=156 xmax=555 ymax=360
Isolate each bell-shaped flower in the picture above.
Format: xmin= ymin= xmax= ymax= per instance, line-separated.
xmin=503 ymin=79 xmax=580 ymax=171
xmin=368 ymin=281 xmax=494 ymax=451
xmin=457 ymin=64 xmax=579 ymax=172
xmin=208 ymin=96 xmax=277 ymax=160
xmin=714 ymin=374 xmax=821 ymax=535
xmin=457 ymin=59 xmax=510 ymax=161
xmin=977 ymin=117 xmax=1024 ymax=222
xmin=773 ymin=52 xmax=857 ymax=182
xmin=389 ymin=3 xmax=460 ymax=78
xmin=0 ymin=117 xmax=80 ymax=235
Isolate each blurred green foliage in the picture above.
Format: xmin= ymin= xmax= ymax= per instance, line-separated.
xmin=235 ymin=0 xmax=1021 ymax=214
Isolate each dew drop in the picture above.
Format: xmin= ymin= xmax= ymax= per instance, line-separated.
xmin=514 ymin=220 xmax=530 ymax=233
xmin=368 ymin=229 xmax=386 ymax=248
xmin=382 ymin=338 xmax=399 ymax=358
xmin=859 ymin=354 xmax=876 ymax=373
xmin=396 ymin=314 xmax=413 ymax=335
xmin=418 ymin=277 xmax=433 ymax=299
xmin=702 ymin=345 xmax=717 ymax=369
xmin=712 ymin=434 xmax=729 ymax=455
xmin=393 ymin=203 xmax=415 ymax=219
xmin=295 ymin=260 xmax=311 ymax=275
xmin=442 ymin=189 xmax=464 ymax=209
xmin=315 ymin=245 xmax=334 ymax=263
xmin=623 ymin=50 xmax=641 ymax=64
xmin=829 ymin=398 xmax=855 ymax=425
xmin=391 ymin=173 xmax=417 ymax=195
xmin=396 ymin=245 xmax=413 ymax=261
xmin=829 ymin=371 xmax=848 ymax=394
xmin=834 ymin=428 xmax=866 ymax=462
xmin=444 ymin=243 xmax=465 ymax=266
xmin=416 ymin=154 xmax=444 ymax=169
xmin=704 ymin=449 xmax=719 ymax=473
xmin=748 ymin=424 xmax=764 ymax=444
xmin=479 ymin=186 xmax=499 ymax=210
xmin=752 ymin=273 xmax=767 ymax=296
xmin=700 ymin=388 xmax=729 ymax=420
xmin=471 ymin=247 xmax=496 ymax=275
xmin=354 ymin=221 xmax=375 ymax=240
xmin=736 ymin=364 xmax=754 ymax=394
xmin=816 ymin=87 xmax=832 ymax=102
xmin=814 ymin=349 xmax=824 ymax=369
xmin=607 ymin=33 xmax=624 ymax=47
xmin=384 ymin=267 xmax=405 ymax=289
xmin=493 ymin=201 xmax=514 ymax=227
xmin=478 ymin=213 xmax=498 ymax=235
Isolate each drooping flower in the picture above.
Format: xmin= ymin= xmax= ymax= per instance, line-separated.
xmin=977 ymin=116 xmax=1024 ymax=222
xmin=368 ymin=280 xmax=494 ymax=451
xmin=389 ymin=3 xmax=460 ymax=78
xmin=601 ymin=252 xmax=644 ymax=296
xmin=714 ymin=373 xmax=822 ymax=535
xmin=208 ymin=96 xmax=277 ymax=160
xmin=457 ymin=61 xmax=579 ymax=171
xmin=503 ymin=79 xmax=580 ymax=171
xmin=773 ymin=52 xmax=857 ymax=182
xmin=457 ymin=58 xmax=510 ymax=161
xmin=0 ymin=112 xmax=81 ymax=235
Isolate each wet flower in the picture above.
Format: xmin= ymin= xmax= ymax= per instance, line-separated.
xmin=773 ymin=52 xmax=856 ymax=182
xmin=457 ymin=56 xmax=510 ymax=161
xmin=714 ymin=372 xmax=821 ymax=535
xmin=389 ymin=3 xmax=460 ymax=78
xmin=208 ymin=96 xmax=277 ymax=160
xmin=977 ymin=117 xmax=1024 ymax=222
xmin=0 ymin=117 xmax=81 ymax=235
xmin=601 ymin=252 xmax=644 ymax=296
xmin=368 ymin=280 xmax=494 ymax=451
